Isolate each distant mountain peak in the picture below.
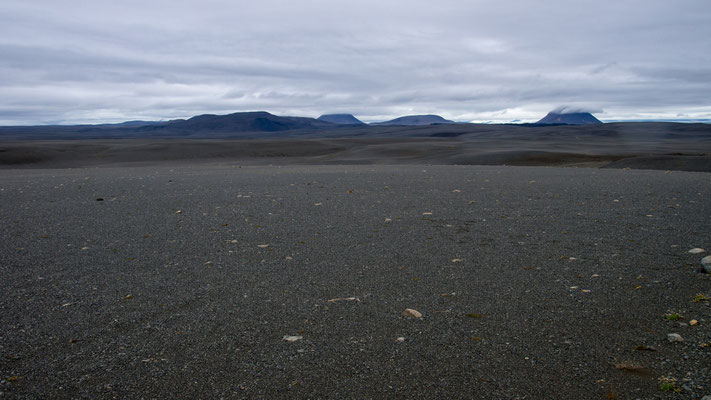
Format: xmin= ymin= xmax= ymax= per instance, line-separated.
xmin=372 ymin=114 xmax=455 ymax=126
xmin=536 ymin=111 xmax=602 ymax=125
xmin=317 ymin=114 xmax=365 ymax=125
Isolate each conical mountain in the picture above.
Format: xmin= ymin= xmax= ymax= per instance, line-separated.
xmin=536 ymin=111 xmax=602 ymax=125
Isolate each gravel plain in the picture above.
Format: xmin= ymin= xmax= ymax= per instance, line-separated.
xmin=1 ymin=164 xmax=710 ymax=399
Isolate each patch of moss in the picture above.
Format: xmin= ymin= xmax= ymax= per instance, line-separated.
xmin=665 ymin=313 xmax=682 ymax=321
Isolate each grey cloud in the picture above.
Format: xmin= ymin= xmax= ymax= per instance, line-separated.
xmin=551 ymin=106 xmax=604 ymax=115
xmin=1 ymin=0 xmax=710 ymax=124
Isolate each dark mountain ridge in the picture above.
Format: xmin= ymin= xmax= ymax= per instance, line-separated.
xmin=317 ymin=114 xmax=365 ymax=125
xmin=372 ymin=115 xmax=455 ymax=126
xmin=167 ymin=111 xmax=336 ymax=132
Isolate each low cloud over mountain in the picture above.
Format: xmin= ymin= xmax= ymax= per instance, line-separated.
xmin=537 ymin=108 xmax=603 ymax=125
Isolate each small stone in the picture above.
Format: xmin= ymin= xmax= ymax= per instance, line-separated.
xmin=283 ymin=335 xmax=302 ymax=342
xmin=700 ymin=395 xmax=711 ymax=400
xmin=690 ymin=319 xmax=698 ymax=326
xmin=701 ymin=255 xmax=711 ymax=273
xmin=689 ymin=248 xmax=705 ymax=254
xmin=327 ymin=297 xmax=359 ymax=303
xmin=175 ymin=210 xmax=182 ymax=214
xmin=396 ymin=337 xmax=405 ymax=342
xmin=125 ymin=294 xmax=133 ymax=300
xmin=667 ymin=333 xmax=684 ymax=343
xmin=401 ymin=308 xmax=422 ymax=318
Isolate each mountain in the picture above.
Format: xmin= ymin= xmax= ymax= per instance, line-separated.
xmin=536 ymin=112 xmax=603 ymax=125
xmin=372 ymin=115 xmax=455 ymax=126
xmin=0 ymin=111 xmax=340 ymax=140
xmin=166 ymin=111 xmax=336 ymax=132
xmin=317 ymin=114 xmax=365 ymax=125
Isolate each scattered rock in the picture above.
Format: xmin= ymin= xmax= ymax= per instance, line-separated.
xmin=282 ymin=335 xmax=303 ymax=342
xmin=175 ymin=210 xmax=182 ymax=214
xmin=125 ymin=294 xmax=133 ymax=300
xmin=615 ymin=363 xmax=656 ymax=378
xmin=327 ymin=297 xmax=359 ymax=303
xmin=690 ymin=319 xmax=699 ymax=326
xmin=701 ymin=255 xmax=711 ymax=273
xmin=396 ymin=337 xmax=406 ymax=342
xmin=689 ymin=248 xmax=705 ymax=254
xmin=667 ymin=333 xmax=684 ymax=343
xmin=402 ymin=308 xmax=422 ymax=318
xmin=257 ymin=244 xmax=269 ymax=248
xmin=634 ymin=345 xmax=656 ymax=351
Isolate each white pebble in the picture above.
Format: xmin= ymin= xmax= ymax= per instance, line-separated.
xmin=667 ymin=333 xmax=684 ymax=343
xmin=701 ymin=255 xmax=711 ymax=273
xmin=401 ymin=308 xmax=422 ymax=318
xmin=689 ymin=248 xmax=705 ymax=254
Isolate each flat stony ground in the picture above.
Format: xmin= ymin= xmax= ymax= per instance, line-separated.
xmin=0 ymin=164 xmax=709 ymax=399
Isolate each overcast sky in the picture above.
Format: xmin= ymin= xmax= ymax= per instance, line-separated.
xmin=1 ymin=0 xmax=710 ymax=125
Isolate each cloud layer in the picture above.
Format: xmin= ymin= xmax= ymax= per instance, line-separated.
xmin=1 ymin=0 xmax=710 ymax=124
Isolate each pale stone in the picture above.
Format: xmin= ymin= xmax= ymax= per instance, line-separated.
xmin=402 ymin=308 xmax=422 ymax=318
xmin=667 ymin=333 xmax=684 ymax=343
xmin=701 ymin=255 xmax=711 ymax=273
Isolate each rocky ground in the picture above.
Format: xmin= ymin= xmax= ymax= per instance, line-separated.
xmin=0 ymin=164 xmax=709 ymax=399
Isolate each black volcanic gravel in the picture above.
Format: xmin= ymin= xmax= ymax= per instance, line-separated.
xmin=1 ymin=164 xmax=710 ymax=399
